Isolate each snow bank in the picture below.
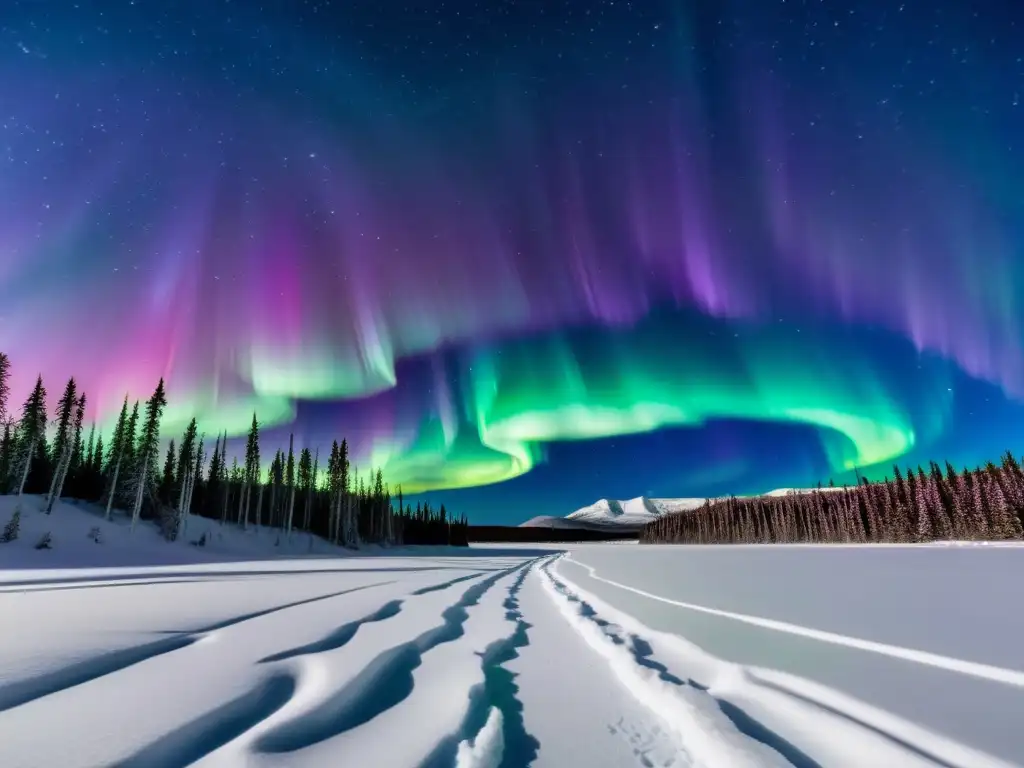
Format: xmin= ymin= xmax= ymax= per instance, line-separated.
xmin=0 ymin=494 xmax=353 ymax=569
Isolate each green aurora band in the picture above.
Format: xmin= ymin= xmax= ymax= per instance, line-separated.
xmin=362 ymin=319 xmax=951 ymax=493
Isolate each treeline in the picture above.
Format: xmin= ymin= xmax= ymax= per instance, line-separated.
xmin=641 ymin=455 xmax=1024 ymax=545
xmin=0 ymin=353 xmax=468 ymax=547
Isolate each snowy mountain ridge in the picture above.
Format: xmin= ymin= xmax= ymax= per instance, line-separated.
xmin=520 ymin=488 xmax=840 ymax=530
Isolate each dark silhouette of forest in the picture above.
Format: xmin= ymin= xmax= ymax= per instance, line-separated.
xmin=642 ymin=458 xmax=1024 ymax=545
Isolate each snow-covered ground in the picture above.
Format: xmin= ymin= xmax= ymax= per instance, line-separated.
xmin=0 ymin=494 xmax=367 ymax=569
xmin=1 ymin=522 xmax=1021 ymax=767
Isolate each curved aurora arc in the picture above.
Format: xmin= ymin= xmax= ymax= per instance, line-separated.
xmin=365 ymin=318 xmax=946 ymax=494
xmin=0 ymin=1 xmax=1019 ymax=508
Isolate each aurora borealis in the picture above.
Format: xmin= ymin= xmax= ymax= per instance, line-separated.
xmin=1 ymin=1 xmax=1022 ymax=523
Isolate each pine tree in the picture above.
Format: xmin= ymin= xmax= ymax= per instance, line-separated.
xmin=984 ymin=464 xmax=1023 ymax=539
xmin=241 ymin=413 xmax=260 ymax=529
xmin=176 ymin=419 xmax=197 ymax=500
xmin=68 ymin=394 xmax=86 ymax=489
xmin=80 ymin=423 xmax=96 ymax=497
xmin=285 ymin=434 xmax=296 ymax=538
xmin=14 ymin=376 xmax=47 ymax=497
xmin=0 ymin=352 xmax=10 ymax=426
xmin=218 ymin=434 xmax=229 ymax=524
xmin=207 ymin=432 xmax=223 ymax=486
xmin=178 ymin=433 xmax=203 ymax=539
xmin=130 ymin=379 xmax=168 ymax=532
xmin=963 ymin=468 xmax=987 ymax=539
xmin=91 ymin=433 xmax=104 ymax=490
xmin=112 ymin=400 xmax=142 ymax=512
xmin=46 ymin=391 xmax=85 ymax=513
xmin=339 ymin=439 xmax=351 ymax=544
xmin=104 ymin=397 xmax=132 ymax=520
xmin=123 ymin=400 xmax=140 ymax=471
xmin=0 ymin=420 xmax=12 ymax=488
xmin=159 ymin=439 xmax=177 ymax=505
xmin=50 ymin=378 xmax=78 ymax=471
xmin=174 ymin=419 xmax=198 ymax=533
xmin=298 ymin=446 xmax=312 ymax=534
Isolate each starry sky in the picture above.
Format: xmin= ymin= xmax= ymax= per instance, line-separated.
xmin=0 ymin=0 xmax=1022 ymax=524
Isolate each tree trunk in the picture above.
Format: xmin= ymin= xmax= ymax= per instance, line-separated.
xmin=130 ymin=459 xmax=149 ymax=533
xmin=255 ymin=483 xmax=264 ymax=533
xmin=286 ymin=485 xmax=296 ymax=540
xmin=176 ymin=467 xmax=192 ymax=541
xmin=16 ymin=434 xmax=37 ymax=497
xmin=238 ymin=480 xmax=248 ymax=529
xmin=105 ymin=454 xmax=121 ymax=521
xmin=46 ymin=444 xmax=73 ymax=514
xmin=269 ymin=483 xmax=277 ymax=530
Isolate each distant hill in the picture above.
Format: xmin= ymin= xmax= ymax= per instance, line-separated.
xmin=520 ymin=496 xmax=708 ymax=534
xmin=519 ymin=489 xmax=838 ymax=533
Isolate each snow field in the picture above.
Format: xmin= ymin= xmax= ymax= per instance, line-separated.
xmin=549 ymin=555 xmax=1019 ymax=768
xmin=0 ymin=558 xmax=537 ymax=767
xmin=2 ymin=539 xmax=1019 ymax=767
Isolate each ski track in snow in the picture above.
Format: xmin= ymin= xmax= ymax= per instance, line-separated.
xmin=0 ymin=548 xmax=1017 ymax=767
xmin=545 ymin=555 xmax=1018 ymax=768
xmin=560 ymin=555 xmax=1024 ymax=690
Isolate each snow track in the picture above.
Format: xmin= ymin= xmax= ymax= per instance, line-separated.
xmin=0 ymin=547 xmax=1017 ymax=767
xmin=545 ymin=555 xmax=1018 ymax=768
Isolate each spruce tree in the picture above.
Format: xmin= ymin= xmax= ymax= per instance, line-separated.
xmin=43 ymin=379 xmax=74 ymax=505
xmin=68 ymin=393 xmax=86 ymax=489
xmin=123 ymin=401 xmax=140 ymax=469
xmin=80 ymin=423 xmax=96 ymax=498
xmin=130 ymin=380 xmax=167 ymax=532
xmin=50 ymin=377 xmax=78 ymax=471
xmin=104 ymin=396 xmax=130 ymax=520
xmin=241 ymin=413 xmax=260 ymax=529
xmin=298 ymin=446 xmax=312 ymax=534
xmin=339 ymin=439 xmax=351 ymax=544
xmin=91 ymin=433 xmax=104 ymax=494
xmin=963 ymin=468 xmax=987 ymax=539
xmin=0 ymin=352 xmax=9 ymax=425
xmin=285 ymin=434 xmax=296 ymax=538
xmin=175 ymin=418 xmax=198 ymax=526
xmin=176 ymin=419 xmax=197 ymax=496
xmin=46 ymin=391 xmax=85 ymax=513
xmin=14 ymin=376 xmax=47 ymax=496
xmin=0 ymin=421 xmax=12 ymax=489
xmin=105 ymin=397 xmax=129 ymax=475
xmin=160 ymin=439 xmax=177 ymax=505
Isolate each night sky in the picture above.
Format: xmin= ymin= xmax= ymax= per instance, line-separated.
xmin=1 ymin=1 xmax=1022 ymax=524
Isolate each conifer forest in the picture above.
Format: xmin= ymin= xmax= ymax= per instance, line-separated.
xmin=641 ymin=459 xmax=1024 ymax=545
xmin=0 ymin=352 xmax=469 ymax=548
